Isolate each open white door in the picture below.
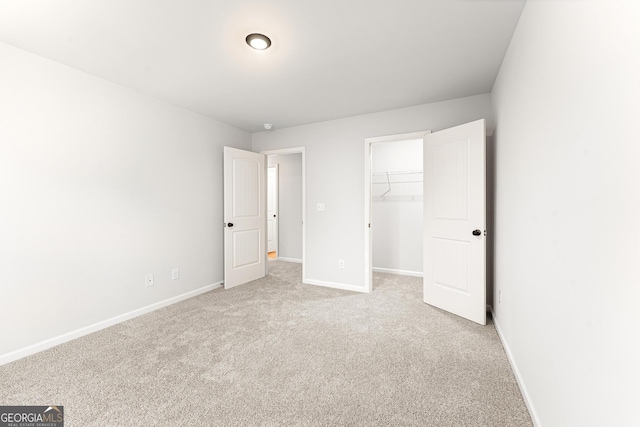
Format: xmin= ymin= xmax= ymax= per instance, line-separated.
xmin=267 ymin=165 xmax=279 ymax=255
xmin=423 ymin=119 xmax=486 ymax=325
xmin=223 ymin=147 xmax=267 ymax=289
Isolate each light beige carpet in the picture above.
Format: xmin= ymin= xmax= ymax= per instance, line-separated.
xmin=0 ymin=261 xmax=532 ymax=426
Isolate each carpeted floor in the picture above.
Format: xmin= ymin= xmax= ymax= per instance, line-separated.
xmin=0 ymin=261 xmax=532 ymax=426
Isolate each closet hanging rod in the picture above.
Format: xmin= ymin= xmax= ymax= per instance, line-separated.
xmin=372 ymin=180 xmax=423 ymax=184
xmin=371 ymin=169 xmax=423 ymax=176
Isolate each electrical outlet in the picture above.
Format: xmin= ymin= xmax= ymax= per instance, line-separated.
xmin=338 ymin=259 xmax=344 ymax=269
xmin=172 ymin=268 xmax=180 ymax=280
xmin=145 ymin=274 xmax=154 ymax=287
xmin=498 ymin=290 xmax=502 ymax=304
xmin=317 ymin=203 xmax=325 ymax=212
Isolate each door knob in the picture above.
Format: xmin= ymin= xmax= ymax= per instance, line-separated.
xmin=273 ymin=214 xmax=276 ymax=218
xmin=227 ymin=222 xmax=234 ymax=228
xmin=472 ymin=229 xmax=481 ymax=236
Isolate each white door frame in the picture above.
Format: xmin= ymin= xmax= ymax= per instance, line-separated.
xmin=267 ymin=164 xmax=279 ymax=256
xmin=364 ymin=131 xmax=430 ymax=293
xmin=261 ymin=147 xmax=306 ymax=281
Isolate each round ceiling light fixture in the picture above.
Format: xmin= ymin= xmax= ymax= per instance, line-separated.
xmin=246 ymin=33 xmax=271 ymax=50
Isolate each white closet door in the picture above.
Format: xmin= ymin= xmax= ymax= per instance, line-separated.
xmin=423 ymin=119 xmax=486 ymax=325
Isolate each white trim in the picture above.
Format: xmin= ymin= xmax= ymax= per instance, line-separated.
xmin=364 ymin=131 xmax=430 ymax=293
xmin=491 ymin=309 xmax=542 ymax=427
xmin=277 ymin=257 xmax=302 ymax=263
xmin=267 ymin=164 xmax=279 ymax=256
xmin=364 ymin=138 xmax=372 ymax=293
xmin=262 ymin=147 xmax=305 ymax=156
xmin=304 ymin=279 xmax=367 ymax=294
xmin=372 ymin=267 xmax=423 ymax=277
xmin=0 ymin=282 xmax=223 ymax=367
xmin=365 ymin=131 xmax=432 ymax=144
xmin=261 ymin=147 xmax=306 ymax=283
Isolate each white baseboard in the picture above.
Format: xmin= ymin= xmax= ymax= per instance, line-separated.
xmin=491 ymin=309 xmax=542 ymax=427
xmin=276 ymin=257 xmax=302 ymax=263
xmin=0 ymin=281 xmax=223 ymax=367
xmin=304 ymin=278 xmax=368 ymax=293
xmin=372 ymin=267 xmax=423 ymax=277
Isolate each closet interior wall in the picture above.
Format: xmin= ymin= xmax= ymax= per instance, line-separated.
xmin=371 ymin=139 xmax=423 ymax=276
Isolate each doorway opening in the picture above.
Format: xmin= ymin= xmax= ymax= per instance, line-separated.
xmin=364 ymin=131 xmax=430 ymax=292
xmin=262 ymin=147 xmax=306 ymax=281
xmin=268 ymin=164 xmax=279 ymax=259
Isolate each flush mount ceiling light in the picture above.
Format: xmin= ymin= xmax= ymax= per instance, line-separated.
xmin=246 ymin=33 xmax=271 ymax=50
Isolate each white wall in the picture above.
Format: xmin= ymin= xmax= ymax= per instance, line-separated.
xmin=372 ymin=139 xmax=423 ymax=275
xmin=268 ymin=154 xmax=302 ymax=261
xmin=253 ymin=94 xmax=493 ymax=290
xmin=0 ymin=42 xmax=251 ymax=361
xmin=492 ymin=1 xmax=640 ymax=426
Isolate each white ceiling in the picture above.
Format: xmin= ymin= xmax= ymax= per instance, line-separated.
xmin=0 ymin=0 xmax=526 ymax=133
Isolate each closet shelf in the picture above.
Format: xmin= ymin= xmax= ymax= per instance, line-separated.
xmin=372 ymin=170 xmax=423 ymax=197
xmin=371 ymin=169 xmax=422 ymax=177
xmin=372 ymin=180 xmax=422 ymax=184
xmin=372 ymin=170 xmax=423 ymax=184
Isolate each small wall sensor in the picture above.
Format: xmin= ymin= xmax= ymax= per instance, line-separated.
xmin=264 ymin=123 xmax=273 ymax=130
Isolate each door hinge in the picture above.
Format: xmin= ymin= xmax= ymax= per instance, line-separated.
xmin=484 ymin=230 xmax=487 ymax=237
